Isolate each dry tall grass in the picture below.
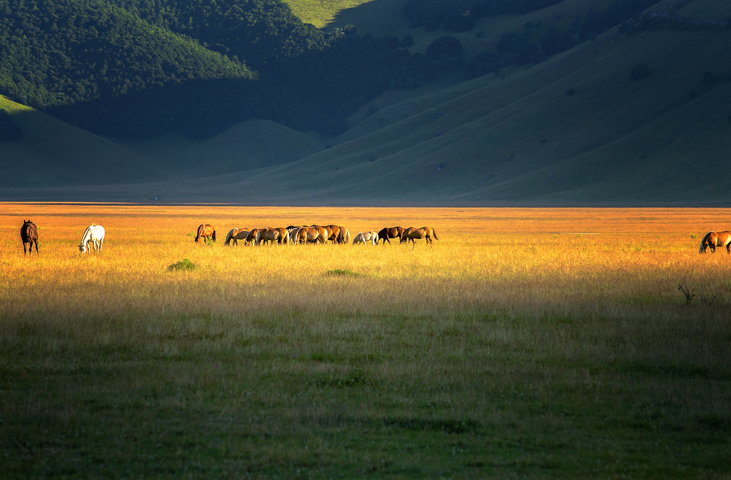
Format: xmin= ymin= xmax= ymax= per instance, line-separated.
xmin=1 ymin=204 xmax=730 ymax=477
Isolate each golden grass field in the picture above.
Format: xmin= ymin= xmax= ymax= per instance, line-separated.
xmin=1 ymin=203 xmax=730 ymax=478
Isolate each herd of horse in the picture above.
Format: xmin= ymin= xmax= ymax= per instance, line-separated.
xmin=214 ymin=224 xmax=439 ymax=248
xmin=17 ymin=219 xmax=730 ymax=255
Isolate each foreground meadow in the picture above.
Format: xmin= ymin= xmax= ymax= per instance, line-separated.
xmin=1 ymin=204 xmax=730 ymax=478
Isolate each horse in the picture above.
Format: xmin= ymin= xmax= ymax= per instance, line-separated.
xmin=224 ymin=228 xmax=249 ymax=246
xmin=245 ymin=228 xmax=262 ymax=246
xmin=353 ymin=231 xmax=378 ymax=245
xmin=311 ymin=225 xmax=335 ymax=244
xmin=325 ymin=225 xmax=342 ymax=244
xmin=195 ymin=224 xmax=216 ymax=244
xmin=295 ymin=226 xmax=325 ymax=245
xmin=286 ymin=226 xmax=305 ymax=244
xmin=699 ymin=231 xmax=731 ymax=253
xmin=400 ymin=226 xmax=438 ymax=247
xmin=377 ymin=226 xmax=404 ymax=245
xmin=79 ymin=224 xmax=105 ymax=253
xmin=338 ymin=227 xmax=351 ymax=244
xmin=257 ymin=227 xmax=288 ymax=246
xmin=20 ymin=220 xmax=38 ymax=255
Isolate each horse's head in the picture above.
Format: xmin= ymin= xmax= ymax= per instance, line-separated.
xmin=78 ymin=243 xmax=86 ymax=253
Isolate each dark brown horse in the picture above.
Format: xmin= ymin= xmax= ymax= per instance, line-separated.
xmin=377 ymin=226 xmax=404 ymax=245
xmin=699 ymin=231 xmax=731 ymax=253
xmin=21 ymin=220 xmax=38 ymax=255
xmin=195 ymin=224 xmax=216 ymax=244
xmin=400 ymin=226 xmax=439 ymax=247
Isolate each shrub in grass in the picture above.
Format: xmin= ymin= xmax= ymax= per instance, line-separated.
xmin=168 ymin=258 xmax=196 ymax=271
xmin=326 ymin=268 xmax=362 ymax=277
xmin=691 ymin=234 xmax=698 ymax=239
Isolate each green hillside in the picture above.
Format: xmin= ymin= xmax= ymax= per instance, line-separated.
xmin=2 ymin=0 xmax=731 ymax=203
xmin=283 ymin=0 xmax=374 ymax=28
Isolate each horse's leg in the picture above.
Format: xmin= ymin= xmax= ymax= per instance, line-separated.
xmin=23 ymin=241 xmax=27 ymax=255
xmin=34 ymin=240 xmax=38 ymax=254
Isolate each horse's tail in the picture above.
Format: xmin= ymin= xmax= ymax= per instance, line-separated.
xmin=430 ymin=228 xmax=439 ymax=240
xmin=212 ymin=228 xmax=216 ymax=242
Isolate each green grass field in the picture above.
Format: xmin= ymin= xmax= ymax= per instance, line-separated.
xmin=1 ymin=204 xmax=730 ymax=477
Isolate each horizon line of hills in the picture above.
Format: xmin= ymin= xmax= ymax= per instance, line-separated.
xmin=1 ymin=0 xmax=664 ymax=141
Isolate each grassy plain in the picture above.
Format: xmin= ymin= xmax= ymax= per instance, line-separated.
xmin=1 ymin=204 xmax=730 ymax=478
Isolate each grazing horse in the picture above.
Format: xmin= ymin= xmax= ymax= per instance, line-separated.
xmin=400 ymin=226 xmax=439 ymax=247
xmin=245 ymin=228 xmax=262 ymax=246
xmin=79 ymin=224 xmax=105 ymax=253
xmin=257 ymin=227 xmax=288 ymax=245
xmin=20 ymin=220 xmax=39 ymax=255
xmin=325 ymin=225 xmax=342 ymax=244
xmin=224 ymin=228 xmax=249 ymax=246
xmin=699 ymin=231 xmax=731 ymax=253
xmin=338 ymin=227 xmax=351 ymax=244
xmin=377 ymin=226 xmax=404 ymax=245
xmin=353 ymin=231 xmax=378 ymax=245
xmin=286 ymin=226 xmax=305 ymax=244
xmin=195 ymin=224 xmax=216 ymax=244
xmin=295 ymin=226 xmax=325 ymax=245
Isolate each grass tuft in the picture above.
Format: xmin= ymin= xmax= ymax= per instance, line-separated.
xmin=168 ymin=258 xmax=196 ymax=271
xmin=325 ymin=268 xmax=362 ymax=277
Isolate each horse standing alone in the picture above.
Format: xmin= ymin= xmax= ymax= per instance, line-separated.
xmin=699 ymin=231 xmax=731 ymax=253
xmin=195 ymin=224 xmax=216 ymax=244
xmin=79 ymin=224 xmax=105 ymax=253
xmin=20 ymin=220 xmax=38 ymax=255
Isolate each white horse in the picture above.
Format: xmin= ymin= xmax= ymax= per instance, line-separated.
xmin=353 ymin=231 xmax=378 ymax=245
xmin=79 ymin=224 xmax=105 ymax=253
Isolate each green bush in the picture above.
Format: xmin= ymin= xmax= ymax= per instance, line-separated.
xmin=168 ymin=258 xmax=196 ymax=271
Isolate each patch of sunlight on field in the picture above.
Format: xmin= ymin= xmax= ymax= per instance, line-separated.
xmin=283 ymin=0 xmax=374 ymax=28
xmin=1 ymin=204 xmax=730 ymax=478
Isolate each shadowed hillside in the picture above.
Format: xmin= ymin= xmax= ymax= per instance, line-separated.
xmin=2 ymin=0 xmax=731 ymax=204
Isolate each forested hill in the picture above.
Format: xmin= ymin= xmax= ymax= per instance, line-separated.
xmin=1 ymin=0 xmax=591 ymax=139
xmin=1 ymin=0 xmax=683 ymax=142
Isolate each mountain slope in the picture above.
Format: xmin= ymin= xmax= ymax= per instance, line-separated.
xmin=2 ymin=0 xmax=731 ymax=204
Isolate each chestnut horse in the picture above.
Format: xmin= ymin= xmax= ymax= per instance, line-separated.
xmin=245 ymin=228 xmax=262 ymax=246
xmin=699 ymin=231 xmax=731 ymax=253
xmin=224 ymin=228 xmax=249 ymax=246
xmin=295 ymin=226 xmax=325 ymax=245
xmin=257 ymin=227 xmax=288 ymax=245
xmin=195 ymin=224 xmax=216 ymax=244
xmin=400 ymin=226 xmax=439 ymax=247
xmin=20 ymin=220 xmax=39 ymax=255
xmin=338 ymin=227 xmax=351 ymax=244
xmin=377 ymin=226 xmax=404 ymax=245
